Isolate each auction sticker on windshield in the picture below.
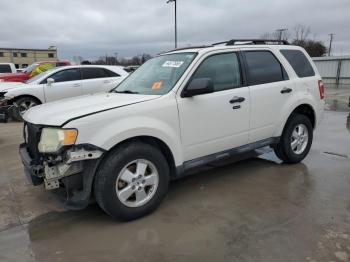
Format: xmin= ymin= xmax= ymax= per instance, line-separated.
xmin=162 ymin=61 xmax=184 ymax=68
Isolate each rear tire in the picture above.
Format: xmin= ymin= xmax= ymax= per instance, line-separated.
xmin=94 ymin=142 xmax=169 ymax=221
xmin=274 ymin=114 xmax=313 ymax=163
xmin=12 ymin=96 xmax=39 ymax=121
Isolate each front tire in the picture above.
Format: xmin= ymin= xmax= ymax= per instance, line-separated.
xmin=274 ymin=114 xmax=313 ymax=163
xmin=94 ymin=142 xmax=170 ymax=221
xmin=13 ymin=96 xmax=39 ymax=121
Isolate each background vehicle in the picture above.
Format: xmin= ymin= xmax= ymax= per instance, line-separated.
xmin=0 ymin=63 xmax=17 ymax=74
xmin=19 ymin=39 xmax=324 ymax=220
xmin=0 ymin=65 xmax=129 ymax=120
xmin=0 ymin=60 xmax=70 ymax=82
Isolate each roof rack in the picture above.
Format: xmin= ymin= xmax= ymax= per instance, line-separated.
xmin=159 ymin=45 xmax=213 ymax=55
xmin=212 ymin=39 xmax=290 ymax=46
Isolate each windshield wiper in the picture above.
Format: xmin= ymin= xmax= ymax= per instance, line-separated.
xmin=114 ymin=90 xmax=139 ymax=94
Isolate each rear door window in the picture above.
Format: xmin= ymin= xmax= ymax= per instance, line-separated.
xmin=280 ymin=49 xmax=315 ymax=78
xmin=244 ymin=51 xmax=288 ymax=85
xmin=0 ymin=65 xmax=12 ymax=73
xmin=81 ymin=68 xmax=111 ymax=80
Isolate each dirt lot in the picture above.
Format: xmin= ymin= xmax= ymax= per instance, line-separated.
xmin=0 ymin=110 xmax=349 ymax=262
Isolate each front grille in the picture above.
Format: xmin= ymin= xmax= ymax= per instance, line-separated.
xmin=24 ymin=122 xmax=43 ymax=164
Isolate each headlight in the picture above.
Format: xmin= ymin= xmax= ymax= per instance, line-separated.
xmin=38 ymin=128 xmax=78 ymax=153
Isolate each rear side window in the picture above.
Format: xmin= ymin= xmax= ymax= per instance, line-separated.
xmin=0 ymin=64 xmax=12 ymax=73
xmin=191 ymin=52 xmax=241 ymax=92
xmin=244 ymin=51 xmax=288 ymax=86
xmin=81 ymin=67 xmax=112 ymax=79
xmin=104 ymin=69 xmax=120 ymax=77
xmin=280 ymin=49 xmax=315 ymax=78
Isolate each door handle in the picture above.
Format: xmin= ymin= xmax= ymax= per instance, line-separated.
xmin=72 ymin=84 xmax=81 ymax=87
xmin=103 ymin=80 xmax=111 ymax=84
xmin=229 ymin=96 xmax=245 ymax=103
xmin=232 ymin=105 xmax=241 ymax=110
xmin=281 ymin=87 xmax=292 ymax=94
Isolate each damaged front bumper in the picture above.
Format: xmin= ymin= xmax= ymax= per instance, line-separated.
xmin=0 ymin=104 xmax=14 ymax=123
xmin=19 ymin=143 xmax=105 ymax=209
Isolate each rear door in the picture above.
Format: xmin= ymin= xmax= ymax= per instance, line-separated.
xmin=81 ymin=67 xmax=121 ymax=94
xmin=177 ymin=51 xmax=250 ymax=161
xmin=241 ymin=49 xmax=293 ymax=142
xmin=43 ymin=68 xmax=82 ymax=102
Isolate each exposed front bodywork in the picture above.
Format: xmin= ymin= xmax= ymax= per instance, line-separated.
xmin=19 ymin=122 xmax=105 ymax=209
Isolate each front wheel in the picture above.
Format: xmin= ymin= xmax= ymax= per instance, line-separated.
xmin=13 ymin=96 xmax=39 ymax=121
xmin=94 ymin=142 xmax=169 ymax=221
xmin=274 ymin=114 xmax=313 ymax=163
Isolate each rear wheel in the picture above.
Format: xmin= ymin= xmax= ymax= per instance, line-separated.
xmin=274 ymin=114 xmax=313 ymax=163
xmin=13 ymin=96 xmax=39 ymax=121
xmin=94 ymin=142 xmax=169 ymax=221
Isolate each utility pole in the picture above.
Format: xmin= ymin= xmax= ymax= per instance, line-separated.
xmin=167 ymin=0 xmax=177 ymax=48
xmin=328 ymin=33 xmax=334 ymax=56
xmin=114 ymin=52 xmax=118 ymax=65
xmin=276 ymin=28 xmax=288 ymax=43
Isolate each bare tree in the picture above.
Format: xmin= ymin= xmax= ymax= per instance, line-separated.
xmin=72 ymin=56 xmax=84 ymax=65
xmin=293 ymin=24 xmax=311 ymax=42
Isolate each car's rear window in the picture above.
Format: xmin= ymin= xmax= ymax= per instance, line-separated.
xmin=0 ymin=64 xmax=12 ymax=73
xmin=280 ymin=49 xmax=315 ymax=78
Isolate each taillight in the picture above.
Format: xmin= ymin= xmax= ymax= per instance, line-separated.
xmin=318 ymin=80 xmax=325 ymax=100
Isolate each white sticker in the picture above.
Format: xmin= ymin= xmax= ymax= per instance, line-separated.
xmin=162 ymin=61 xmax=184 ymax=68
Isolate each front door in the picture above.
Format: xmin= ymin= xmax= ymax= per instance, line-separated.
xmin=177 ymin=52 xmax=250 ymax=161
xmin=43 ymin=68 xmax=82 ymax=102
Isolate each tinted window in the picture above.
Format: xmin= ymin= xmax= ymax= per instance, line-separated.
xmin=280 ymin=49 xmax=315 ymax=78
xmin=81 ymin=67 xmax=111 ymax=79
xmin=49 ymin=69 xmax=80 ymax=83
xmin=191 ymin=53 xmax=241 ymax=92
xmin=56 ymin=62 xmax=67 ymax=67
xmin=245 ymin=51 xmax=287 ymax=85
xmin=48 ymin=53 xmax=54 ymax=58
xmin=104 ymin=69 xmax=120 ymax=77
xmin=0 ymin=65 xmax=12 ymax=73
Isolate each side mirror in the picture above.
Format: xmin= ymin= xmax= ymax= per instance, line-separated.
xmin=182 ymin=78 xmax=214 ymax=97
xmin=46 ymin=78 xmax=55 ymax=86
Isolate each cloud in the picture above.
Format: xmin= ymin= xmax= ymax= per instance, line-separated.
xmin=0 ymin=0 xmax=349 ymax=60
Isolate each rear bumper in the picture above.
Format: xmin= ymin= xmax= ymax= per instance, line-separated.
xmin=19 ymin=143 xmax=43 ymax=186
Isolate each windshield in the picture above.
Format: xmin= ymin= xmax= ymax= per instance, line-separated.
xmin=23 ymin=63 xmax=39 ymax=73
xmin=25 ymin=68 xmax=54 ymax=84
xmin=112 ymin=52 xmax=196 ymax=95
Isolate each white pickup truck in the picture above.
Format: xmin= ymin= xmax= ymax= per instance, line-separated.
xmin=19 ymin=39 xmax=324 ymax=221
xmin=0 ymin=63 xmax=17 ymax=74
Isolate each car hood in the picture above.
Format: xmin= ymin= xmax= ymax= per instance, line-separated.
xmin=0 ymin=82 xmax=27 ymax=92
xmin=23 ymin=92 xmax=161 ymax=126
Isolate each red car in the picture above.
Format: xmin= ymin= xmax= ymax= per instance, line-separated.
xmin=0 ymin=60 xmax=70 ymax=82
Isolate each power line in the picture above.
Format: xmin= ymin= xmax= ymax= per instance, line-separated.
xmin=276 ymin=28 xmax=288 ymax=42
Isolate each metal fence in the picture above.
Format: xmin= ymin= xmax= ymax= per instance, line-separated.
xmin=313 ymin=56 xmax=350 ymax=88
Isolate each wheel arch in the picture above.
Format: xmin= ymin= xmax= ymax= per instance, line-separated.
xmin=100 ymin=135 xmax=177 ymax=177
xmin=276 ymin=103 xmax=316 ymax=137
xmin=10 ymin=94 xmax=43 ymax=105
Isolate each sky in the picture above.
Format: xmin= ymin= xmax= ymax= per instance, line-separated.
xmin=0 ymin=0 xmax=349 ymax=61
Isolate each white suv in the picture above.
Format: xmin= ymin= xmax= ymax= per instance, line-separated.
xmin=19 ymin=39 xmax=325 ymax=220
